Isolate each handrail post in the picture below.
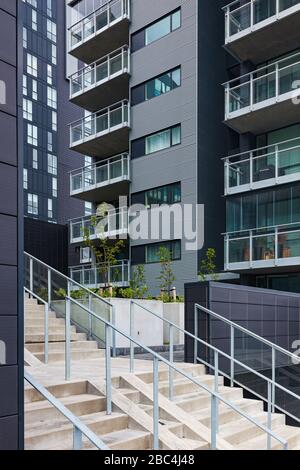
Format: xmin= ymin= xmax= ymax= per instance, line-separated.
xmin=211 ymin=394 xmax=218 ymax=450
xmin=272 ymin=347 xmax=276 ymax=413
xmin=112 ymin=305 xmax=117 ymax=358
xmin=230 ymin=325 xmax=234 ymax=387
xmin=88 ymin=294 xmax=92 ymax=339
xmin=48 ymin=268 xmax=51 ymax=306
xmin=65 ymin=283 xmax=71 ymax=381
xmin=267 ymin=381 xmax=272 ymax=450
xmin=153 ymin=357 xmax=159 ymax=451
xmin=30 ymin=257 xmax=33 ymax=294
xmin=169 ymin=324 xmax=174 ymax=401
xmin=194 ymin=304 xmax=198 ymax=364
xmin=44 ymin=303 xmax=49 ymax=365
xmin=73 ymin=427 xmax=83 ymax=450
xmin=130 ymin=301 xmax=134 ymax=373
xmin=105 ymin=324 xmax=112 ymax=415
xmin=214 ymin=350 xmax=219 ymax=434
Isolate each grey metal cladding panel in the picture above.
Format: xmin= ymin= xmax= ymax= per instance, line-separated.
xmin=0 ymin=215 xmax=17 ymax=265
xmin=131 ymin=0 xmax=188 ymax=33
xmin=0 ymin=416 xmax=18 ymax=450
xmin=0 ymin=366 xmax=18 ymax=416
xmin=0 ymin=317 xmax=17 ymax=365
xmin=0 ymin=266 xmax=17 ymax=316
xmin=0 ymin=0 xmax=16 ymax=17
xmin=0 ymin=112 xmax=17 ymax=166
xmin=0 ymin=163 xmax=17 ymax=215
xmin=0 ymin=8 xmax=16 ymax=66
xmin=0 ymin=61 xmax=16 ymax=116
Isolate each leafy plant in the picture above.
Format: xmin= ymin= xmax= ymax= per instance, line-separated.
xmin=157 ymin=247 xmax=176 ymax=303
xmin=199 ymin=248 xmax=219 ymax=282
xmin=37 ymin=288 xmax=48 ymax=302
xmin=120 ymin=265 xmax=148 ymax=299
xmin=83 ymin=203 xmax=125 ymax=291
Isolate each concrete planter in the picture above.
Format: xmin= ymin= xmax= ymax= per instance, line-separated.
xmin=163 ymin=303 xmax=185 ymax=346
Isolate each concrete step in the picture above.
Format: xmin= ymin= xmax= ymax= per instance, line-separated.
xmin=25 ymin=332 xmax=87 ymax=343
xmin=25 ymin=318 xmax=65 ymax=328
xmin=26 ymin=341 xmax=98 ymax=354
xmin=138 ymin=364 xmax=206 ymax=384
xmin=34 ymin=349 xmax=105 ymax=363
xmin=158 ymin=375 xmax=224 ymax=397
xmin=219 ymin=411 xmax=285 ymax=445
xmin=25 ymin=326 xmax=77 ymax=335
xmin=175 ymin=386 xmax=244 ymax=412
xmin=237 ymin=424 xmax=300 ymax=450
xmin=24 ymin=380 xmax=93 ymax=404
xmin=25 ymin=311 xmax=57 ymax=320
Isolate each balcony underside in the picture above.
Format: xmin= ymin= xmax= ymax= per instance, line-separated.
xmin=225 ymin=92 xmax=300 ymax=135
xmin=225 ymin=7 xmax=300 ymax=64
xmin=70 ymin=19 xmax=130 ymax=64
xmin=71 ymin=126 xmax=130 ymax=158
xmin=226 ymin=261 xmax=300 ymax=274
xmin=70 ymin=73 xmax=130 ymax=113
xmin=71 ymin=178 xmax=130 ymax=203
xmin=71 ymin=229 xmax=129 ymax=245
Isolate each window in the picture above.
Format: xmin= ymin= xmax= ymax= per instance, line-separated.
xmin=80 ymin=247 xmax=92 ymax=264
xmin=23 ymin=169 xmax=28 ymax=190
xmin=32 ymin=148 xmax=38 ymax=169
xmin=47 ymin=19 xmax=57 ymax=42
xmin=32 ymin=79 xmax=38 ymax=100
xmin=48 ymin=199 xmax=53 ymax=219
xmin=48 ymin=154 xmax=57 ymax=175
xmin=27 ymin=53 xmax=38 ymax=77
xmin=23 ymin=27 xmax=27 ymax=48
xmin=47 ymin=86 xmax=57 ymax=109
xmin=132 ymin=240 xmax=181 ymax=265
xmin=85 ymin=202 xmax=93 ymax=216
xmin=52 ymin=177 xmax=57 ymax=197
xmin=48 ymin=132 xmax=53 ymax=152
xmin=47 ymin=0 xmax=52 ymax=18
xmin=47 ymin=64 xmax=53 ymax=85
xmin=31 ymin=9 xmax=37 ymax=31
xmin=132 ymin=9 xmax=181 ymax=52
xmin=132 ymin=182 xmax=181 ymax=207
xmin=23 ymin=98 xmax=32 ymax=121
xmin=52 ymin=111 xmax=57 ymax=131
xmin=132 ymin=67 xmax=181 ymax=106
xmin=23 ymin=75 xmax=27 ymax=96
xmin=28 ymin=193 xmax=38 ymax=215
xmin=132 ymin=125 xmax=181 ymax=159
xmin=51 ymin=44 xmax=57 ymax=65
xmin=27 ymin=124 xmax=38 ymax=146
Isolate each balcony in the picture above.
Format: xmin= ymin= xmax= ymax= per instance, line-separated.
xmin=69 ymin=100 xmax=130 ymax=158
xmin=69 ymin=0 xmax=130 ymax=63
xmin=224 ymin=224 xmax=300 ymax=271
xmin=69 ymin=46 xmax=130 ymax=112
xmin=224 ymin=0 xmax=300 ymax=64
xmin=224 ymin=137 xmax=300 ymax=195
xmin=70 ymin=260 xmax=130 ymax=288
xmin=70 ymin=209 xmax=129 ymax=244
xmin=224 ymin=52 xmax=300 ymax=134
xmin=70 ymin=153 xmax=130 ymax=202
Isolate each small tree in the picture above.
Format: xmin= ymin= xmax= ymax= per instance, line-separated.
xmin=121 ymin=265 xmax=148 ymax=299
xmin=83 ymin=203 xmax=125 ymax=291
xmin=199 ymin=248 xmax=219 ymax=282
xmin=157 ymin=247 xmax=176 ymax=302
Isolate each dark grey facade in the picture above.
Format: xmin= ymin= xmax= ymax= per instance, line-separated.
xmin=0 ymin=0 xmax=24 ymax=450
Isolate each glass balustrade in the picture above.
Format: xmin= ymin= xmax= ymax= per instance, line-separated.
xmin=70 ymin=210 xmax=129 ymax=243
xmin=225 ymin=137 xmax=300 ymax=194
xmin=69 ymin=0 xmax=130 ymax=49
xmin=70 ymin=101 xmax=129 ymax=146
xmin=70 ymin=154 xmax=130 ymax=195
xmin=70 ymin=46 xmax=129 ymax=97
xmin=70 ymin=261 xmax=130 ymax=287
xmin=225 ymin=225 xmax=300 ymax=268
xmin=224 ymin=0 xmax=300 ymax=40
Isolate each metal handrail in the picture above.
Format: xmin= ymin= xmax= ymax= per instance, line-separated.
xmin=68 ymin=296 xmax=288 ymax=450
xmin=223 ymin=221 xmax=300 ymax=237
xmin=69 ymin=0 xmax=127 ymax=31
xmin=69 ymin=99 xmax=129 ymax=128
xmin=24 ymin=372 xmax=109 ymax=450
xmin=130 ymin=300 xmax=300 ymax=425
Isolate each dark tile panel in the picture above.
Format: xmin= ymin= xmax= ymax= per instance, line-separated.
xmin=0 ymin=0 xmax=16 ymax=17
xmin=0 ymin=111 xmax=17 ymax=166
xmin=0 ymin=317 xmax=17 ymax=364
xmin=0 ymin=8 xmax=16 ymax=66
xmin=0 ymin=415 xmax=18 ymax=450
xmin=0 ymin=366 xmax=18 ymax=416
xmin=0 ymin=214 xmax=17 ymax=265
xmin=0 ymin=60 xmax=16 ymax=116
xmin=0 ymin=163 xmax=17 ymax=215
xmin=0 ymin=266 xmax=17 ymax=316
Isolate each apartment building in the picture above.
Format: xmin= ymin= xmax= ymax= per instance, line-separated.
xmin=22 ymin=0 xmax=84 ymax=271
xmin=67 ymin=0 xmax=227 ymax=294
xmin=223 ymin=0 xmax=300 ymax=292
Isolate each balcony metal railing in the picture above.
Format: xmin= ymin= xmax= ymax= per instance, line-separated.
xmin=70 ymin=153 xmax=130 ymax=196
xmin=69 ymin=46 xmax=130 ymax=98
xmin=224 ymin=136 xmax=300 ymax=194
xmin=69 ymin=0 xmax=130 ymax=50
xmin=70 ymin=100 xmax=130 ymax=147
xmin=224 ymin=0 xmax=300 ymax=42
xmin=70 ymin=260 xmax=130 ymax=288
xmin=224 ymin=223 xmax=300 ymax=270
xmin=224 ymin=51 xmax=300 ymax=120
xmin=70 ymin=209 xmax=129 ymax=243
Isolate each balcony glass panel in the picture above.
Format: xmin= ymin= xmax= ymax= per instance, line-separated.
xmin=253 ymin=151 xmax=276 ymax=182
xmin=252 ymin=234 xmax=275 ymax=261
xmin=278 ymin=230 xmax=300 ymax=258
xmin=279 ymin=0 xmax=299 ymax=11
xmin=228 ymin=160 xmax=250 ymax=188
xmin=228 ymin=238 xmax=250 ymax=263
xmin=253 ymin=72 xmax=276 ymax=103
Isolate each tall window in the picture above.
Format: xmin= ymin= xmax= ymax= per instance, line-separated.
xmin=27 ymin=53 xmax=38 ymax=77
xmin=27 ymin=124 xmax=38 ymax=146
xmin=28 ymin=193 xmax=38 ymax=215
xmin=48 ymin=154 xmax=57 ymax=175
xmin=132 ymin=67 xmax=181 ymax=106
xmin=146 ymin=125 xmax=181 ymax=155
xmin=146 ymin=241 xmax=181 ymax=264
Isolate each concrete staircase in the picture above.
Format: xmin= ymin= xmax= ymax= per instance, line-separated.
xmin=25 ymin=380 xmax=152 ymax=450
xmin=24 ymin=295 xmax=105 ymax=363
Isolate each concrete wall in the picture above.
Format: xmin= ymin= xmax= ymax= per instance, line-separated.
xmin=0 ymin=0 xmax=23 ymax=450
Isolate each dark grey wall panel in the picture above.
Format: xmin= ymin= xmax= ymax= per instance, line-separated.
xmin=0 ymin=8 xmax=16 ymax=66
xmin=0 ymin=266 xmax=17 ymax=316
xmin=0 ymin=367 xmax=18 ymax=416
xmin=0 ymin=112 xmax=17 ymax=166
xmin=0 ymin=0 xmax=16 ymax=17
xmin=0 ymin=163 xmax=17 ymax=215
xmin=0 ymin=215 xmax=17 ymax=265
xmin=0 ymin=416 xmax=18 ymax=451
xmin=0 ymin=61 xmax=16 ymax=116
